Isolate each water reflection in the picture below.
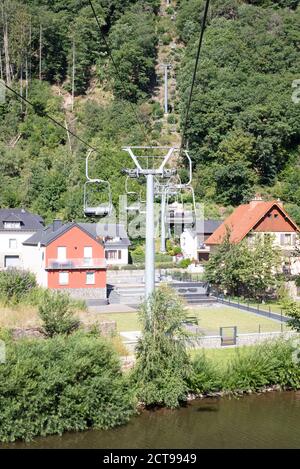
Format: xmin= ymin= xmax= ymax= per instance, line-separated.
xmin=2 ymin=391 xmax=300 ymax=449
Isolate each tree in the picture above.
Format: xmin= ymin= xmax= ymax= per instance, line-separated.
xmin=205 ymin=231 xmax=281 ymax=299
xmin=282 ymin=299 xmax=300 ymax=332
xmin=132 ymin=286 xmax=191 ymax=408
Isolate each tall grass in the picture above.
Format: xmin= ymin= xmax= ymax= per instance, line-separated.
xmin=188 ymin=339 xmax=300 ymax=394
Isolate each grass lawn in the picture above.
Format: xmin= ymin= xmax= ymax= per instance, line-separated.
xmin=97 ymin=305 xmax=289 ymax=335
xmin=96 ymin=312 xmax=140 ymax=332
xmin=190 ymin=346 xmax=255 ymax=370
xmin=189 ymin=305 xmax=288 ymax=335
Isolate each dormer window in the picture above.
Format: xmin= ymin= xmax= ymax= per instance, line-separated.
xmin=4 ymin=222 xmax=21 ymax=230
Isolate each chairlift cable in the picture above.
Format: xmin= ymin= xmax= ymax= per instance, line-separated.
xmin=88 ymin=0 xmax=149 ymax=143
xmin=2 ymin=82 xmax=97 ymax=152
xmin=180 ymin=0 xmax=210 ymax=153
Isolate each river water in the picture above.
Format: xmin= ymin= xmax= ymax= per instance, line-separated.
xmin=3 ymin=391 xmax=300 ymax=449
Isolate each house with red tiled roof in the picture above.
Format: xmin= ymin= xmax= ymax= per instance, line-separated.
xmin=206 ymin=197 xmax=300 ymax=276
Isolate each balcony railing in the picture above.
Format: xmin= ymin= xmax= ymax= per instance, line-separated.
xmin=46 ymin=258 xmax=106 ymax=270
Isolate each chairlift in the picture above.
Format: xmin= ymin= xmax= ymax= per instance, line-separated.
xmin=83 ymin=150 xmax=112 ymax=217
xmin=125 ymin=176 xmax=141 ymax=212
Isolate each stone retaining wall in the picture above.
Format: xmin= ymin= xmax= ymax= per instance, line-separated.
xmin=189 ymin=330 xmax=298 ymax=349
xmin=53 ymin=287 xmax=107 ymax=300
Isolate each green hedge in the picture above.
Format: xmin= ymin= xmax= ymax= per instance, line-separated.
xmin=0 ymin=333 xmax=135 ymax=442
xmin=188 ymin=340 xmax=300 ymax=395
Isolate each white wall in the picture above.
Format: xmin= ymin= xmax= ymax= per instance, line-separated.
xmin=105 ymin=247 xmax=128 ymax=265
xmin=180 ymin=230 xmax=197 ymax=259
xmin=22 ymin=244 xmax=47 ymax=286
xmin=0 ymin=232 xmax=34 ymax=269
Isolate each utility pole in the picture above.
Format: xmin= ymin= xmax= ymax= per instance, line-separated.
xmin=122 ymin=147 xmax=177 ymax=320
xmin=39 ymin=24 xmax=42 ymax=80
xmin=160 ymin=187 xmax=167 ymax=253
xmin=71 ymin=37 xmax=75 ymax=112
xmin=160 ymin=63 xmax=171 ymax=114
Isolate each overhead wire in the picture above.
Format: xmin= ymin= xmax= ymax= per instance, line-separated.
xmin=88 ymin=0 xmax=149 ymax=143
xmin=180 ymin=0 xmax=210 ymax=153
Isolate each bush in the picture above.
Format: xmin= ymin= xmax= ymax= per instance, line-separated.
xmin=0 ymin=332 xmax=135 ymax=442
xmin=178 ymin=258 xmax=191 ymax=269
xmin=38 ymin=291 xmax=80 ymax=337
xmin=0 ymin=269 xmax=36 ymax=304
xmin=132 ymin=286 xmax=191 ymax=408
xmin=188 ymin=341 xmax=300 ymax=395
xmin=187 ymin=353 xmax=222 ymax=394
xmin=224 ymin=341 xmax=300 ymax=392
xmin=130 ymin=245 xmax=145 ymax=264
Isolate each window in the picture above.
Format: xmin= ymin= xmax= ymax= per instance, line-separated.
xmin=59 ymin=271 xmax=69 ymax=285
xmin=281 ymin=234 xmax=292 ymax=246
xmin=118 ymin=250 xmax=122 ymax=260
xmin=57 ymin=246 xmax=67 ymax=260
xmin=106 ymin=250 xmax=117 ymax=260
xmin=4 ymin=222 xmax=21 ymax=230
xmin=9 ymin=239 xmax=17 ymax=249
xmin=83 ymin=247 xmax=93 ymax=266
xmin=4 ymin=256 xmax=20 ymax=268
xmin=86 ymin=271 xmax=95 ymax=285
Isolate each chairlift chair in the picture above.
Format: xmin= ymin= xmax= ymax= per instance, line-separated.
xmin=125 ymin=176 xmax=141 ymax=212
xmin=83 ymin=150 xmax=112 ymax=217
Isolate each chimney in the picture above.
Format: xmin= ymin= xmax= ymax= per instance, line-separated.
xmin=52 ymin=219 xmax=63 ymax=232
xmin=249 ymin=194 xmax=263 ymax=207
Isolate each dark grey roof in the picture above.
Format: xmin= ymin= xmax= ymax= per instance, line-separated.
xmin=79 ymin=223 xmax=131 ymax=247
xmin=23 ymin=221 xmax=130 ymax=247
xmin=202 ymin=219 xmax=222 ymax=235
xmin=0 ymin=209 xmax=44 ymax=231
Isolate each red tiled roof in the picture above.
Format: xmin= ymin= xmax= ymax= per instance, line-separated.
xmin=206 ymin=200 xmax=299 ymax=245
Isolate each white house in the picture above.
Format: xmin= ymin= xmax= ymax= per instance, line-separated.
xmin=0 ymin=209 xmax=44 ymax=270
xmin=180 ymin=220 xmax=222 ymax=262
xmin=94 ymin=223 xmax=131 ymax=266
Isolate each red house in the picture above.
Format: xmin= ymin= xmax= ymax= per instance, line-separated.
xmin=23 ymin=221 xmax=107 ymax=301
xmin=206 ymin=198 xmax=300 ymax=275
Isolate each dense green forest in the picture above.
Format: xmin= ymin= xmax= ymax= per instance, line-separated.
xmin=0 ymin=0 xmax=299 ymax=223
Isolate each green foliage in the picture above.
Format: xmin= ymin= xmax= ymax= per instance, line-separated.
xmin=108 ymin=4 xmax=158 ymax=102
xmin=205 ymin=231 xmax=281 ymax=299
xmin=179 ymin=258 xmax=192 ymax=268
xmin=132 ymin=286 xmax=191 ymax=408
xmin=130 ymin=245 xmax=145 ymax=264
xmin=38 ymin=291 xmax=80 ymax=337
xmin=177 ymin=1 xmax=300 ymax=204
xmin=188 ymin=340 xmax=300 ymax=395
xmin=0 ymin=332 xmax=135 ymax=442
xmin=0 ymin=270 xmax=36 ymax=304
xmin=187 ymin=352 xmax=222 ymax=394
xmin=224 ymin=340 xmax=300 ymax=391
xmin=282 ymin=299 xmax=300 ymax=332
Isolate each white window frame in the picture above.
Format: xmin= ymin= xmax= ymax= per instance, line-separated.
xmin=9 ymin=238 xmax=17 ymax=249
xmin=284 ymin=234 xmax=292 ymax=246
xmin=4 ymin=222 xmax=21 ymax=230
xmin=4 ymin=255 xmax=20 ymax=268
xmin=57 ymin=246 xmax=67 ymax=260
xmin=59 ymin=271 xmax=69 ymax=285
xmin=86 ymin=271 xmax=95 ymax=285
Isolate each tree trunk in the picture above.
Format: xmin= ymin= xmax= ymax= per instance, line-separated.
xmin=71 ymin=37 xmax=75 ymax=111
xmin=2 ymin=4 xmax=11 ymax=85
xmin=39 ymin=23 xmax=42 ymax=80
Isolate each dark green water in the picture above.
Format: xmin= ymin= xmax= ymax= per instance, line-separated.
xmin=3 ymin=391 xmax=300 ymax=449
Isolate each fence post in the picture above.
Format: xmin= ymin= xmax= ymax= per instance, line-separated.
xmin=258 ymin=324 xmax=261 ymax=334
xmin=247 ymin=301 xmax=249 ymax=311
xmin=281 ymin=322 xmax=283 ymax=333
xmin=281 ymin=308 xmax=283 ymax=323
xmin=269 ymin=305 xmax=271 ymax=318
xmin=257 ymin=303 xmax=260 ymax=313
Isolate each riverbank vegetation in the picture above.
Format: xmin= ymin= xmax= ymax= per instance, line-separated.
xmin=0 ymin=287 xmax=299 ymax=442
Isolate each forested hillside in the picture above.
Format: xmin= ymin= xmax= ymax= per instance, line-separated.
xmin=0 ymin=0 xmax=299 ymax=223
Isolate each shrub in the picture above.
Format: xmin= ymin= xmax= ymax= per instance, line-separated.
xmin=0 ymin=269 xmax=36 ymax=304
xmin=188 ymin=353 xmax=222 ymax=394
xmin=132 ymin=286 xmax=191 ymax=408
xmin=38 ymin=291 xmax=80 ymax=337
xmin=131 ymin=245 xmax=145 ymax=264
xmin=0 ymin=332 xmax=135 ymax=442
xmin=179 ymin=258 xmax=191 ymax=269
xmin=282 ymin=299 xmax=300 ymax=332
xmin=223 ymin=341 xmax=300 ymax=392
